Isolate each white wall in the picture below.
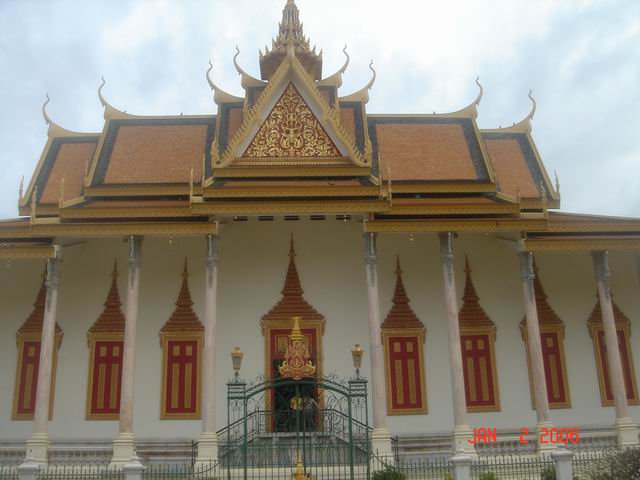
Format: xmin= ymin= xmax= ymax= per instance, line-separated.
xmin=1 ymin=219 xmax=639 ymax=443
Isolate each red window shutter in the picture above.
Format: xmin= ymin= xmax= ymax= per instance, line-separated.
xmin=388 ymin=336 xmax=423 ymax=411
xmin=165 ymin=340 xmax=199 ymax=415
xmin=541 ymin=332 xmax=567 ymax=404
xmin=461 ymin=334 xmax=496 ymax=408
xmin=16 ymin=341 xmax=41 ymax=415
xmin=90 ymin=341 xmax=123 ymax=415
xmin=597 ymin=329 xmax=636 ymax=402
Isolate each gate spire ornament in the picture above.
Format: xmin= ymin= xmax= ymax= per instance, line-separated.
xmin=278 ymin=316 xmax=316 ymax=380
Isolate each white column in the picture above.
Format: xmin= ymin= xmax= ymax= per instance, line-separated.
xmin=518 ymin=251 xmax=555 ymax=452
xmin=23 ymin=247 xmax=63 ymax=467
xmin=111 ymin=236 xmax=143 ymax=465
xmin=438 ymin=233 xmax=475 ymax=455
xmin=363 ymin=233 xmax=392 ymax=455
xmin=592 ymin=251 xmax=639 ymax=446
xmin=197 ymin=234 xmax=220 ymax=464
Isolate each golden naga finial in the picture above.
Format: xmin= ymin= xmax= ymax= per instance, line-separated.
xmin=434 ymin=76 xmax=484 ymax=119
xmin=317 ymin=45 xmax=350 ymax=87
xmin=30 ymin=186 xmax=38 ymax=225
xmin=339 ymin=60 xmax=376 ymax=104
xmin=42 ymin=93 xmax=52 ymax=125
xmin=206 ymin=60 xmax=244 ymax=104
xmin=508 ymin=89 xmax=537 ymax=133
xmin=233 ymin=46 xmax=265 ymax=89
xmin=98 ymin=76 xmax=128 ymax=119
xmin=554 ymin=170 xmax=561 ymax=199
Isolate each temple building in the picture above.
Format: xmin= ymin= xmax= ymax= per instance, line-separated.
xmin=2 ymin=0 xmax=640 ymax=470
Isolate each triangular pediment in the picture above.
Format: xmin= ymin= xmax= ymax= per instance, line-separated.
xmin=211 ymin=53 xmax=370 ymax=176
xmin=243 ymin=83 xmax=341 ymax=159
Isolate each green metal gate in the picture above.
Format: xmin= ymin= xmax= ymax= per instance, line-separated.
xmin=221 ymin=374 xmax=370 ymax=480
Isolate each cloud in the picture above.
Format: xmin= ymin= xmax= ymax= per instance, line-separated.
xmin=0 ymin=0 xmax=638 ymax=218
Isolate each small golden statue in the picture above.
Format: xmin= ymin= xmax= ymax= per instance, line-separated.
xmin=279 ymin=317 xmax=316 ymax=381
xmin=292 ymin=451 xmax=311 ymax=480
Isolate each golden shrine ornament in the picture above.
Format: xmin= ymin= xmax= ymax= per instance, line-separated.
xmin=278 ymin=316 xmax=316 ymax=381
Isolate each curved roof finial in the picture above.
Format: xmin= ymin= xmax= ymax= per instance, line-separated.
xmin=42 ymin=93 xmax=52 ymax=125
xmin=473 ymin=76 xmax=484 ymax=106
xmin=508 ymin=89 xmax=537 ymax=133
xmin=317 ymin=45 xmax=350 ymax=87
xmin=233 ymin=46 xmax=266 ymax=89
xmin=206 ymin=60 xmax=244 ymax=104
xmin=338 ymin=59 xmax=376 ymax=104
xmin=97 ymin=76 xmax=107 ymax=107
xmin=98 ymin=76 xmax=128 ymax=119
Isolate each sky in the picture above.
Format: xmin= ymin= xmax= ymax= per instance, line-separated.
xmin=0 ymin=0 xmax=639 ymax=219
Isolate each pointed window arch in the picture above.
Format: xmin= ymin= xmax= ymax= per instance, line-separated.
xmin=160 ymin=261 xmax=203 ymax=419
xmin=381 ymin=257 xmax=427 ymax=415
xmin=86 ymin=261 xmax=125 ymax=419
xmin=459 ymin=257 xmax=500 ymax=412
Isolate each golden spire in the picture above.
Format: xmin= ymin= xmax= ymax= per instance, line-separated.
xmin=260 ymin=0 xmax=322 ymax=81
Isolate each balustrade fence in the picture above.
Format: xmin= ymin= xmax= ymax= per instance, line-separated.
xmin=0 ymin=448 xmax=631 ymax=480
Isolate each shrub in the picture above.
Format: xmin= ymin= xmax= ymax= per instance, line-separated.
xmin=582 ymin=448 xmax=640 ymax=480
xmin=478 ymin=473 xmax=498 ymax=480
xmin=370 ymin=466 xmax=406 ymax=480
xmin=541 ymin=466 xmax=556 ymax=480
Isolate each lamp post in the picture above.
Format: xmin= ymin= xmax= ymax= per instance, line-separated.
xmin=231 ymin=347 xmax=243 ymax=380
xmin=352 ymin=344 xmax=364 ymax=378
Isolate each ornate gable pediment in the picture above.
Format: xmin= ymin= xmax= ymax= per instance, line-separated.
xmin=212 ymin=53 xmax=370 ymax=177
xmin=243 ymin=83 xmax=340 ymax=159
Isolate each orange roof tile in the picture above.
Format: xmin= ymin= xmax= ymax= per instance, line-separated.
xmin=39 ymin=141 xmax=97 ymax=204
xmin=227 ymin=108 xmax=243 ymax=143
xmin=103 ymin=124 xmax=209 ymax=184
xmin=339 ymin=107 xmax=356 ymax=141
xmin=370 ymin=119 xmax=487 ymax=182
xmin=482 ymin=134 xmax=540 ymax=199
xmin=381 ymin=257 xmax=425 ymax=331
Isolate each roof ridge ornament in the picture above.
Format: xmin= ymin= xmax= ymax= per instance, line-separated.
xmin=317 ymin=45 xmax=350 ymax=87
xmin=433 ymin=76 xmax=483 ymax=119
xmin=233 ymin=46 xmax=266 ymax=89
xmin=206 ymin=60 xmax=244 ymax=104
xmin=41 ymin=93 xmax=89 ymax=138
xmin=98 ymin=76 xmax=131 ymax=120
xmin=339 ymin=60 xmax=376 ymax=104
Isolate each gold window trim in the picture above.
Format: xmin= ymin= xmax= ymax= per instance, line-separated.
xmin=587 ymin=323 xmax=639 ymax=407
xmin=12 ymin=333 xmax=62 ymax=421
xmin=85 ymin=333 xmax=124 ymax=420
xmin=160 ymin=333 xmax=203 ymax=420
xmin=521 ymin=325 xmax=571 ymax=409
xmin=382 ymin=328 xmax=428 ymax=416
xmin=460 ymin=326 xmax=500 ymax=413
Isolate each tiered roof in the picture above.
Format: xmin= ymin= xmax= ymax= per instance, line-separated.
xmin=458 ymin=257 xmax=495 ymax=332
xmin=16 ymin=267 xmax=63 ymax=342
xmin=1 ymin=0 xmax=639 ymax=255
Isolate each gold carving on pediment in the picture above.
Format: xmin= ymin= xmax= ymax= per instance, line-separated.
xmin=244 ymin=83 xmax=340 ymax=159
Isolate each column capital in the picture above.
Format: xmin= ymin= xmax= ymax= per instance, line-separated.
xmin=592 ymin=250 xmax=611 ymax=283
xmin=206 ymin=234 xmax=220 ymax=266
xmin=45 ymin=252 xmax=63 ymax=291
xmin=518 ymin=251 xmax=535 ymax=283
xmin=127 ymin=236 xmax=143 ymax=269
xmin=438 ymin=232 xmax=454 ymax=264
xmin=363 ymin=232 xmax=377 ymax=267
